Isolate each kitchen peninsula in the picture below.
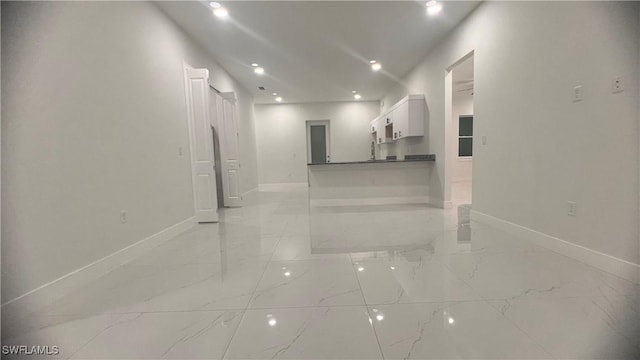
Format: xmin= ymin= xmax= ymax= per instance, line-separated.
xmin=307 ymin=155 xmax=435 ymax=206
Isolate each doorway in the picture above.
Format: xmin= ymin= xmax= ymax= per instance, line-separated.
xmin=446 ymin=53 xmax=474 ymax=207
xmin=306 ymin=120 xmax=330 ymax=164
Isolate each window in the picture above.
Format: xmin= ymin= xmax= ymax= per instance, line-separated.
xmin=458 ymin=115 xmax=473 ymax=157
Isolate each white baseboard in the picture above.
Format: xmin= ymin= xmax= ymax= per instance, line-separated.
xmin=1 ymin=217 xmax=196 ymax=311
xmin=427 ymin=198 xmax=452 ymax=209
xmin=259 ymin=183 xmax=308 ymax=192
xmin=242 ymin=187 xmax=259 ymax=197
xmin=311 ymin=196 xmax=430 ymax=207
xmin=471 ymin=210 xmax=640 ymax=284
xmin=452 ymin=178 xmax=472 ymax=183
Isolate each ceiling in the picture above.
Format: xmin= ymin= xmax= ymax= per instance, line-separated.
xmin=156 ymin=1 xmax=481 ymax=104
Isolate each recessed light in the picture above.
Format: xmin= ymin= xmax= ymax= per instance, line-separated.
xmin=254 ymin=66 xmax=265 ymax=74
xmin=275 ymin=96 xmax=283 ymax=102
xmin=251 ymin=63 xmax=259 ymax=67
xmin=369 ymin=60 xmax=377 ymax=64
xmin=272 ymin=92 xmax=278 ymax=96
xmin=209 ymin=2 xmax=221 ymax=8
xmin=354 ymin=94 xmax=362 ymax=100
xmin=426 ymin=0 xmax=442 ymax=15
xmin=213 ymin=7 xmax=229 ymax=18
xmin=352 ymin=90 xmax=357 ymax=94
xmin=371 ymin=63 xmax=382 ymax=71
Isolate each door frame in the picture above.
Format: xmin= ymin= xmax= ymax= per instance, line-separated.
xmin=306 ymin=120 xmax=331 ymax=164
xmin=444 ymin=50 xmax=474 ymax=208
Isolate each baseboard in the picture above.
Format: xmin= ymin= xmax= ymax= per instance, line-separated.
xmin=1 ymin=217 xmax=196 ymax=311
xmin=259 ymin=183 xmax=308 ymax=192
xmin=242 ymin=186 xmax=259 ymax=197
xmin=427 ymin=198 xmax=452 ymax=209
xmin=452 ymin=178 xmax=472 ymax=183
xmin=470 ymin=210 xmax=640 ymax=284
xmin=311 ymin=196 xmax=430 ymax=207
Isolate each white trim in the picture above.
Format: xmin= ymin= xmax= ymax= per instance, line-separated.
xmin=1 ymin=217 xmax=196 ymax=309
xmin=453 ymin=177 xmax=473 ymax=183
xmin=311 ymin=196 xmax=431 ymax=207
xmin=470 ymin=210 xmax=640 ymax=284
xmin=258 ymin=183 xmax=308 ymax=192
xmin=242 ymin=186 xmax=259 ymax=197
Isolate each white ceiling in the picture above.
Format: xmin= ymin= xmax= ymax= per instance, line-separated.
xmin=156 ymin=1 xmax=481 ymax=104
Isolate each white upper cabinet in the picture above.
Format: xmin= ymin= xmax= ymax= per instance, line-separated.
xmin=374 ymin=95 xmax=425 ymax=142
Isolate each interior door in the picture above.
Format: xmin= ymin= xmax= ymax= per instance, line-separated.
xmin=310 ymin=126 xmax=327 ymax=163
xmin=220 ymin=93 xmax=243 ymax=207
xmin=306 ymin=120 xmax=330 ymax=164
xmin=185 ymin=67 xmax=218 ymax=222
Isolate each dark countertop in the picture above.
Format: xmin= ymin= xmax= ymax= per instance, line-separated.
xmin=308 ymin=155 xmax=435 ymax=166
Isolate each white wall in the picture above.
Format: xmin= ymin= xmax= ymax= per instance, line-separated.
xmin=1 ymin=1 xmax=258 ymax=302
xmin=255 ymin=102 xmax=379 ymax=184
xmin=382 ymin=1 xmax=639 ymax=264
xmin=452 ymin=91 xmax=474 ymax=182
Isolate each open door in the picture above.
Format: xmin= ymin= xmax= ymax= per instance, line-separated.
xmin=218 ymin=92 xmax=243 ymax=207
xmin=184 ymin=66 xmax=218 ymax=222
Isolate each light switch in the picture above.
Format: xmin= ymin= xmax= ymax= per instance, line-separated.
xmin=572 ymin=85 xmax=583 ymax=102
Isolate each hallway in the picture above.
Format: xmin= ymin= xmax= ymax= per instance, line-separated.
xmin=3 ymin=187 xmax=638 ymax=359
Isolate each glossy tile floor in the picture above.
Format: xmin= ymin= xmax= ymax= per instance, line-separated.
xmin=3 ymin=187 xmax=639 ymax=359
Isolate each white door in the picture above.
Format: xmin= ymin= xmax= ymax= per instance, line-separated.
xmin=185 ymin=67 xmax=218 ymax=222
xmin=219 ymin=93 xmax=243 ymax=207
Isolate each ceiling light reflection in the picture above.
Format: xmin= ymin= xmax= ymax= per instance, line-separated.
xmin=213 ymin=7 xmax=229 ymax=18
xmin=426 ymin=1 xmax=442 ymax=15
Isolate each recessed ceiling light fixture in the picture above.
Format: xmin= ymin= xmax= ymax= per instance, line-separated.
xmin=352 ymin=90 xmax=357 ymax=94
xmin=275 ymin=96 xmax=283 ymax=102
xmin=354 ymin=94 xmax=362 ymax=100
xmin=426 ymin=0 xmax=442 ymax=15
xmin=371 ymin=62 xmax=382 ymax=71
xmin=369 ymin=60 xmax=377 ymax=64
xmin=251 ymin=63 xmax=259 ymax=67
xmin=209 ymin=2 xmax=221 ymax=8
xmin=254 ymin=66 xmax=265 ymax=74
xmin=272 ymin=92 xmax=278 ymax=96
xmin=213 ymin=7 xmax=229 ymax=18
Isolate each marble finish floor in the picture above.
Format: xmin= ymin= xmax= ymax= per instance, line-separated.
xmin=2 ymin=187 xmax=639 ymax=359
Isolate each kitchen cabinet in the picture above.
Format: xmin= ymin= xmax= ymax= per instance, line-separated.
xmin=372 ymin=95 xmax=425 ymax=142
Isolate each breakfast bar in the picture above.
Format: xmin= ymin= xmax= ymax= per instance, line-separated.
xmin=307 ymin=156 xmax=435 ymax=206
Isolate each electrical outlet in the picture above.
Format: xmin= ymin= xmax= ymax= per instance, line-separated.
xmin=612 ymin=76 xmax=624 ymax=93
xmin=120 ymin=211 xmax=128 ymax=223
xmin=567 ymin=201 xmax=576 ymax=217
xmin=572 ymin=85 xmax=583 ymax=102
